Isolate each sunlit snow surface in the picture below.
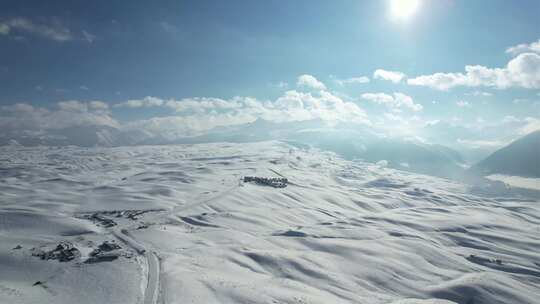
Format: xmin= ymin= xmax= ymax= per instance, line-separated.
xmin=1 ymin=141 xmax=539 ymax=304
xmin=486 ymin=174 xmax=540 ymax=191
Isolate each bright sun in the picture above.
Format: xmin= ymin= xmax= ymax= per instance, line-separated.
xmin=390 ymin=0 xmax=421 ymax=20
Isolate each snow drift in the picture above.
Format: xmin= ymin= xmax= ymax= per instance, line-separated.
xmin=0 ymin=141 xmax=539 ymax=304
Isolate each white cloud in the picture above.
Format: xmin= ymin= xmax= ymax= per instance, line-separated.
xmin=506 ymin=39 xmax=540 ymax=56
xmin=271 ymin=81 xmax=288 ymax=89
xmin=297 ymin=74 xmax=327 ymax=90
xmin=383 ymin=112 xmax=403 ymax=122
xmin=119 ymin=90 xmax=370 ymax=138
xmin=82 ymin=30 xmax=96 ymax=43
xmin=0 ymin=101 xmax=118 ymax=133
xmin=0 ymin=24 xmax=9 ymax=35
xmin=333 ymin=76 xmax=370 ymax=86
xmin=408 ymin=52 xmax=540 ymax=90
xmin=376 ymin=160 xmax=388 ymax=167
xmin=456 ymin=138 xmax=506 ymax=148
xmin=393 ymin=93 xmax=422 ymax=111
xmin=0 ymin=18 xmax=72 ymax=41
xmin=160 ymin=21 xmax=180 ymax=34
xmin=512 ymin=98 xmax=528 ymax=104
xmin=408 ymin=72 xmax=464 ymax=90
xmin=373 ymin=69 xmax=406 ymax=83
xmin=58 ymin=100 xmax=88 ymax=112
xmin=465 ymin=91 xmax=493 ymax=97
xmin=519 ymin=117 xmax=540 ymax=135
xmin=56 ymin=100 xmax=110 ymax=112
xmin=456 ymin=100 xmax=470 ymax=107
xmin=89 ymin=101 xmax=109 ymax=110
xmin=115 ymin=96 xmax=165 ymax=108
xmin=361 ymin=92 xmax=422 ymax=111
xmin=422 ymin=115 xmax=540 ymax=151
xmin=502 ymin=115 xmax=520 ymax=123
xmin=165 ymin=97 xmax=246 ymax=113
xmin=361 ymin=93 xmax=394 ymax=104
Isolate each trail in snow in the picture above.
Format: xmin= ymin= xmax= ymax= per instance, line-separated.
xmin=109 ymin=181 xmax=242 ymax=304
xmin=111 ymin=228 xmax=160 ymax=304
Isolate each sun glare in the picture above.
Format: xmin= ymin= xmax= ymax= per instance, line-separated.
xmin=390 ymin=0 xmax=421 ymax=20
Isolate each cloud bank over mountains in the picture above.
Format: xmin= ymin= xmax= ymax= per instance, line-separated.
xmin=2 ymin=39 xmax=539 ymax=153
xmin=1 ymin=75 xmax=373 ymax=145
xmin=361 ymin=92 xmax=423 ymax=112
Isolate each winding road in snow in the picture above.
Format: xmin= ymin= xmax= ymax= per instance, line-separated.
xmin=108 ymin=181 xmax=242 ymax=304
xmin=108 ymin=173 xmax=251 ymax=304
xmin=113 ymin=228 xmax=161 ymax=304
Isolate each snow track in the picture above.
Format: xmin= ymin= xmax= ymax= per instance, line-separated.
xmin=113 ymin=228 xmax=161 ymax=304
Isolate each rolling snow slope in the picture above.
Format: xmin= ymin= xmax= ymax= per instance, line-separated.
xmin=0 ymin=141 xmax=539 ymax=304
xmin=474 ymin=130 xmax=540 ymax=178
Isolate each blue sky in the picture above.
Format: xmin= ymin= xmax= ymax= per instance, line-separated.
xmin=1 ymin=0 xmax=539 ymax=149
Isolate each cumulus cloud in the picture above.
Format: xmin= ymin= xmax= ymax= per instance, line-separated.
xmin=58 ymin=100 xmax=89 ymax=112
xmin=518 ymin=117 xmax=540 ymax=135
xmin=361 ymin=92 xmax=423 ymax=111
xmin=297 ymin=74 xmax=327 ymax=90
xmin=361 ymin=93 xmax=394 ymax=104
xmin=115 ymin=96 xmax=248 ymax=113
xmin=114 ymin=96 xmax=165 ymax=108
xmin=506 ymin=39 xmax=540 ymax=56
xmin=165 ymin=97 xmax=246 ymax=113
xmin=408 ymin=52 xmax=540 ymax=90
xmin=383 ymin=112 xmax=404 ymax=122
xmin=271 ymin=81 xmax=289 ymax=89
xmin=456 ymin=138 xmax=507 ymax=148
xmin=0 ymin=101 xmax=118 ymax=133
xmin=376 ymin=160 xmax=388 ymax=167
xmin=373 ymin=69 xmax=406 ymax=83
xmin=1 ymin=88 xmax=372 ymax=144
xmin=333 ymin=76 xmax=370 ymax=86
xmin=512 ymin=98 xmax=529 ymax=104
xmin=0 ymin=18 xmax=72 ymax=41
xmin=89 ymin=101 xmax=109 ymax=110
xmin=82 ymin=30 xmax=96 ymax=43
xmin=465 ymin=91 xmax=493 ymax=97
xmin=120 ymin=90 xmax=370 ymax=139
xmin=159 ymin=21 xmax=181 ymax=35
xmin=456 ymin=100 xmax=470 ymax=108
xmin=421 ymin=114 xmax=540 ymax=152
xmin=0 ymin=24 xmax=9 ymax=35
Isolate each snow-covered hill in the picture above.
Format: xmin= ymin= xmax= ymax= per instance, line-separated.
xmin=165 ymin=119 xmax=468 ymax=178
xmin=0 ymin=119 xmax=467 ymax=179
xmin=1 ymin=142 xmax=539 ymax=304
xmin=474 ymin=130 xmax=540 ymax=178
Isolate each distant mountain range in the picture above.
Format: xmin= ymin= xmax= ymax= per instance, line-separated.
xmin=0 ymin=125 xmax=150 ymax=147
xmin=472 ymin=130 xmax=540 ymax=178
xmin=0 ymin=118 xmax=467 ymax=178
xmin=4 ymin=118 xmax=538 ymax=179
xmin=149 ymin=118 xmax=468 ymax=178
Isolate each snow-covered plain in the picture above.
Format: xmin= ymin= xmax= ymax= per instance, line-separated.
xmin=1 ymin=141 xmax=539 ymax=304
xmin=486 ymin=174 xmax=540 ymax=191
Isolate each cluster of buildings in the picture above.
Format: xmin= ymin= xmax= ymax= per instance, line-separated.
xmin=243 ymin=176 xmax=288 ymax=188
